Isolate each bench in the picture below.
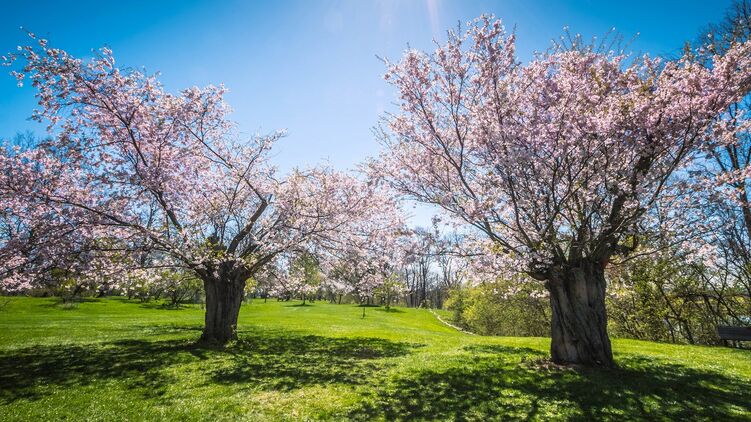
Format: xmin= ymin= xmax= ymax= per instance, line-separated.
xmin=717 ymin=326 xmax=751 ymax=344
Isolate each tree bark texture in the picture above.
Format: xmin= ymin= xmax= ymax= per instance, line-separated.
xmin=546 ymin=261 xmax=614 ymax=367
xmin=201 ymin=274 xmax=246 ymax=344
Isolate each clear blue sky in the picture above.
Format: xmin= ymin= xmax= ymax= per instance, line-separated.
xmin=0 ymin=0 xmax=732 ymax=223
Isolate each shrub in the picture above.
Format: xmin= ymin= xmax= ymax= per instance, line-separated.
xmin=446 ymin=278 xmax=549 ymax=337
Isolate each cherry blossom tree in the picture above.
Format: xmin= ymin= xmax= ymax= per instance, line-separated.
xmin=375 ymin=273 xmax=407 ymax=310
xmin=697 ymin=0 xmax=751 ymax=306
xmin=0 ymin=36 xmax=393 ymax=344
xmin=320 ymin=278 xmax=354 ymax=304
xmin=318 ymin=193 xmax=409 ymax=306
xmin=267 ymin=252 xmax=323 ymax=304
xmin=372 ymin=16 xmax=751 ymax=366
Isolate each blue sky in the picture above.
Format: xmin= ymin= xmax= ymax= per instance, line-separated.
xmin=0 ymin=0 xmax=733 ymax=224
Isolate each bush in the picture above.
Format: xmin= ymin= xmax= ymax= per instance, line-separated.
xmin=444 ymin=286 xmax=468 ymax=327
xmin=162 ymin=274 xmax=203 ymax=308
xmin=445 ymin=278 xmax=549 ymax=337
xmin=607 ymin=256 xmax=750 ymax=345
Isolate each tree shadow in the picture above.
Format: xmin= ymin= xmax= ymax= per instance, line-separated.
xmin=211 ymin=333 xmax=419 ymax=391
xmin=136 ymin=301 xmax=198 ymax=310
xmin=0 ymin=330 xmax=419 ymax=404
xmin=37 ymin=297 xmax=101 ymax=309
xmin=376 ymin=307 xmax=406 ymax=314
xmin=349 ymin=345 xmax=751 ymax=421
xmin=130 ymin=323 xmax=205 ymax=336
xmin=0 ymin=339 xmax=194 ymax=403
xmin=462 ymin=344 xmax=543 ymax=356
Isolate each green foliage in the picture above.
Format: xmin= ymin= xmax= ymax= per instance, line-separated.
xmin=444 ymin=285 xmax=468 ymax=327
xmin=291 ymin=252 xmax=324 ymax=303
xmin=374 ymin=273 xmax=403 ymax=310
xmin=161 ymin=272 xmax=203 ymax=308
xmin=607 ymin=256 xmax=750 ymax=345
xmin=445 ymin=279 xmax=550 ymax=337
xmin=0 ymin=297 xmax=749 ymax=420
xmin=24 ymin=268 xmax=95 ymax=302
xmin=607 ymin=259 xmax=675 ymax=342
xmin=295 ymin=253 xmax=323 ymax=286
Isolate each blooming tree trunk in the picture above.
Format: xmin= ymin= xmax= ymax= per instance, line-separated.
xmin=546 ymin=261 xmax=614 ymax=367
xmin=201 ymin=273 xmax=246 ymax=344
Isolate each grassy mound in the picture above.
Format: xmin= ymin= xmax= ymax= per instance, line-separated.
xmin=0 ymin=297 xmax=749 ymax=421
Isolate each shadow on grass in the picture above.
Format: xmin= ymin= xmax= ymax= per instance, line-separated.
xmin=0 ymin=330 xmax=418 ymax=404
xmin=349 ymin=344 xmax=751 ymax=421
xmin=212 ymin=334 xmax=419 ymax=390
xmin=37 ymin=297 xmax=101 ymax=310
xmin=3 ymin=330 xmax=748 ymax=420
xmin=376 ymin=307 xmax=405 ymax=314
xmin=0 ymin=339 xmax=191 ymax=403
xmin=137 ymin=301 xmax=200 ymax=311
xmin=132 ymin=323 xmax=205 ymax=336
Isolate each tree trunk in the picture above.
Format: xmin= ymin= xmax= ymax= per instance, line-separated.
xmin=546 ymin=261 xmax=614 ymax=367
xmin=201 ymin=275 xmax=246 ymax=344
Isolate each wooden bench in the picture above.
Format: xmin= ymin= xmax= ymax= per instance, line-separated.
xmin=717 ymin=326 xmax=751 ymax=344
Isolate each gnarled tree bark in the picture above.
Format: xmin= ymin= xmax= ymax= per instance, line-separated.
xmin=200 ymin=273 xmax=246 ymax=344
xmin=545 ymin=261 xmax=614 ymax=367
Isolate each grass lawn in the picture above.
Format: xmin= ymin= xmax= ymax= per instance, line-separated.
xmin=0 ymin=297 xmax=749 ymax=421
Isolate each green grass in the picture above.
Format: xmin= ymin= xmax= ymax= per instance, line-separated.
xmin=0 ymin=297 xmax=749 ymax=421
